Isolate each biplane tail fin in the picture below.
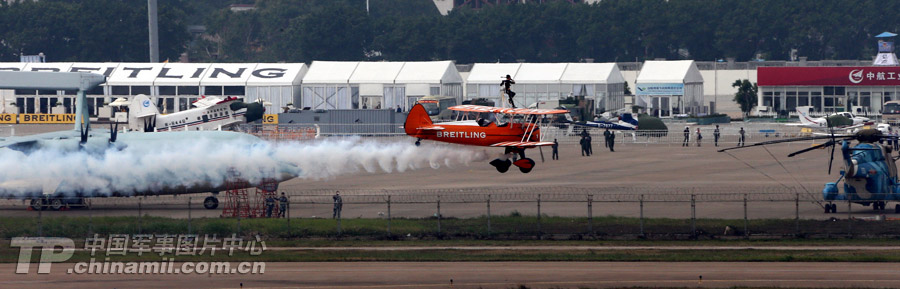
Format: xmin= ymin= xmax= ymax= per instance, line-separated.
xmin=404 ymin=103 xmax=433 ymax=136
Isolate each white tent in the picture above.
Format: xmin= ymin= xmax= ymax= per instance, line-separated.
xmin=466 ymin=63 xmax=522 ymax=106
xmin=560 ymin=63 xmax=625 ymax=84
xmin=392 ymin=61 xmax=463 ymax=110
xmin=246 ymin=63 xmax=307 ymax=110
xmin=515 ymin=63 xmax=566 ymax=84
xmin=301 ymin=61 xmax=359 ymax=109
xmin=107 ymin=63 xmax=164 ymax=87
xmin=154 ymin=63 xmax=210 ymax=87
xmin=635 ymin=60 xmax=705 ymax=117
xmin=69 ymin=62 xmax=120 ymax=78
xmin=350 ymin=62 xmax=405 ymax=110
xmin=560 ymin=63 xmax=627 ymax=112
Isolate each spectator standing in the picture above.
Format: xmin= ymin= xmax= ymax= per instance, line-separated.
xmin=265 ymin=195 xmax=275 ymax=218
xmin=578 ymin=135 xmax=587 ymax=156
xmin=713 ymin=125 xmax=721 ymax=147
xmin=683 ymin=126 xmax=690 ymax=147
xmin=738 ymin=127 xmax=746 ymax=146
xmin=332 ymin=192 xmax=343 ymax=219
xmin=603 ymin=129 xmax=611 ymax=148
xmin=278 ymin=192 xmax=288 ymax=218
xmin=696 ymin=128 xmax=702 ymax=147
xmin=586 ymin=135 xmax=593 ymax=156
xmin=551 ymin=139 xmax=559 ymax=160
xmin=607 ymin=130 xmax=615 ymax=152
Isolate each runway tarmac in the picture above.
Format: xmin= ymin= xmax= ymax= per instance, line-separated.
xmin=3 ymin=261 xmax=900 ymax=288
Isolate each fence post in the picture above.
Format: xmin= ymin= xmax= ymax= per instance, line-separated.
xmin=37 ymin=197 xmax=43 ymax=237
xmin=88 ymin=198 xmax=93 ymax=236
xmin=188 ymin=197 xmax=192 ymax=235
xmin=286 ymin=196 xmax=291 ymax=237
xmin=587 ymin=195 xmax=593 ymax=236
xmin=138 ymin=197 xmax=143 ymax=234
xmin=795 ymin=193 xmax=800 ymax=236
xmin=847 ymin=200 xmax=852 ymax=236
xmin=537 ymin=194 xmax=542 ymax=239
xmin=487 ymin=194 xmax=491 ymax=237
xmin=437 ymin=195 xmax=441 ymax=234
xmin=236 ymin=198 xmax=241 ymax=236
xmin=743 ymin=194 xmax=748 ymax=239
xmin=690 ymin=194 xmax=696 ymax=238
xmin=387 ymin=195 xmax=392 ymax=236
xmin=639 ymin=194 xmax=644 ymax=237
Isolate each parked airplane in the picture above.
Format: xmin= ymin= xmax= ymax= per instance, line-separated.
xmin=0 ymin=71 xmax=294 ymax=210
xmin=577 ymin=113 xmax=639 ymax=130
xmin=127 ymin=94 xmax=265 ymax=132
xmin=788 ymin=107 xmax=872 ymax=130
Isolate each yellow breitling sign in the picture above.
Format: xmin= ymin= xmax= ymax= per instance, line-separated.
xmin=19 ymin=114 xmax=76 ymax=124
xmin=0 ymin=114 xmax=15 ymax=124
xmin=263 ymin=114 xmax=278 ymax=124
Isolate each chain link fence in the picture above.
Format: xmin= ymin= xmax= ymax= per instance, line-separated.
xmin=3 ymin=189 xmax=899 ymax=239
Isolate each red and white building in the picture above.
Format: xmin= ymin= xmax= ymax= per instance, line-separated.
xmin=757 ymin=66 xmax=900 ymax=116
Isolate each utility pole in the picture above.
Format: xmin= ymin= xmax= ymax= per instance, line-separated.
xmin=148 ymin=0 xmax=159 ymax=62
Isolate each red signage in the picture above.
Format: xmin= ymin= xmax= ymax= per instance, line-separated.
xmin=758 ymin=66 xmax=900 ymax=86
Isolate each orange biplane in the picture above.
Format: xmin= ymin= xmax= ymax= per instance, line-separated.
xmin=404 ymin=103 xmax=568 ymax=173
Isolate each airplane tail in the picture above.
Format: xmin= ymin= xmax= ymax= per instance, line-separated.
xmin=621 ymin=113 xmax=639 ymax=126
xmin=796 ymin=107 xmax=817 ymax=126
xmin=404 ymin=103 xmax=433 ymax=137
xmin=129 ymin=94 xmax=160 ymax=117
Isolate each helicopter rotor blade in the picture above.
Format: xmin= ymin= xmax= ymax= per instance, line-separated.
xmin=828 ymin=123 xmax=835 ymax=175
xmin=828 ymin=142 xmax=835 ymax=174
xmin=717 ymin=135 xmax=841 ymax=153
xmin=787 ymin=140 xmax=835 ymax=157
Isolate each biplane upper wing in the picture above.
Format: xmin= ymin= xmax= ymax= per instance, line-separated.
xmin=489 ymin=141 xmax=555 ymax=148
xmin=450 ymin=105 xmax=568 ymax=115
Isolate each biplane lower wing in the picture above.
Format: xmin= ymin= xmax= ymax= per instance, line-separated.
xmin=489 ymin=141 xmax=555 ymax=147
xmin=418 ymin=125 xmax=445 ymax=131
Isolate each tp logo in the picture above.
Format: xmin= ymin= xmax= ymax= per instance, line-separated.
xmin=11 ymin=237 xmax=74 ymax=274
xmin=143 ymin=99 xmax=151 ymax=108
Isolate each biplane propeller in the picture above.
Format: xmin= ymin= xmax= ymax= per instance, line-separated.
xmin=404 ymin=103 xmax=568 ymax=173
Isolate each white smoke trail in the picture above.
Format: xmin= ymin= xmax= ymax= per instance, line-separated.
xmin=0 ymin=137 xmax=483 ymax=197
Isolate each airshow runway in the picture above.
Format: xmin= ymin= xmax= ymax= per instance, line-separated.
xmin=3 ymin=261 xmax=900 ymax=288
xmin=0 ymin=138 xmax=870 ymax=220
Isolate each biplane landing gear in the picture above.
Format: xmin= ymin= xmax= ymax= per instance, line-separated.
xmin=824 ymin=203 xmax=837 ymax=214
xmin=872 ymin=201 xmax=886 ymax=211
xmin=514 ymin=158 xmax=535 ymax=173
xmin=895 ymin=204 xmax=900 ymax=214
xmin=490 ymin=158 xmax=512 ymax=173
xmin=415 ymin=138 xmax=421 ymax=146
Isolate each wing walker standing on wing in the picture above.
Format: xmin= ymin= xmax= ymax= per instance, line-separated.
xmin=405 ymin=103 xmax=567 ymax=173
xmin=501 ymin=74 xmax=517 ymax=108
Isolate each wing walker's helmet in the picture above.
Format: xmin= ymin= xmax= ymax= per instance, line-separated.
xmin=506 ymin=74 xmax=511 ymax=79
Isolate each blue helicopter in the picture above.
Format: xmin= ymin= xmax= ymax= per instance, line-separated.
xmin=720 ymin=128 xmax=900 ymax=214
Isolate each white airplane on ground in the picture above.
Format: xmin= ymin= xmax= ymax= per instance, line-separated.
xmin=127 ymin=94 xmax=265 ymax=132
xmin=788 ymin=107 xmax=872 ymax=130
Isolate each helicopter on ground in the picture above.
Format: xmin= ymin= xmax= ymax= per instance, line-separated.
xmin=719 ymin=128 xmax=900 ymax=214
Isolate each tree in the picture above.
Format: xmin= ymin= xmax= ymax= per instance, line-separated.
xmin=732 ymin=79 xmax=758 ymax=118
